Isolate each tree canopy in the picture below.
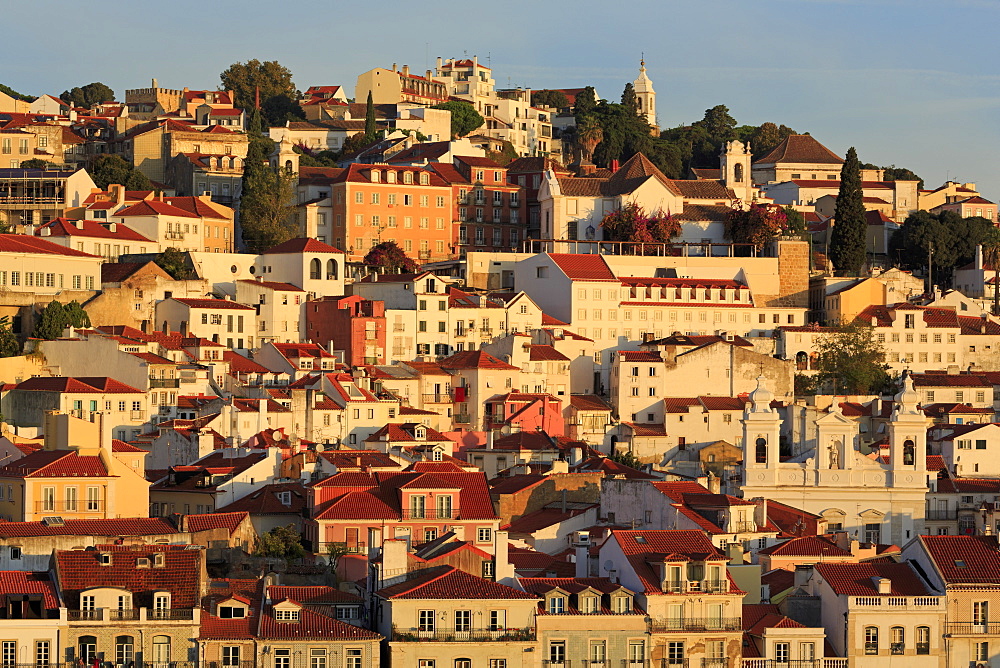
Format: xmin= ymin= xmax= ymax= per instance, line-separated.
xmin=88 ymin=155 xmax=152 ymax=190
xmin=19 ymin=159 xmax=51 ymax=169
xmin=724 ymin=204 xmax=788 ymax=251
xmin=0 ymin=316 xmax=20 ymax=358
xmin=239 ymin=106 xmax=298 ymax=253
xmin=829 ymin=147 xmax=867 ymax=276
xmin=220 ymin=60 xmax=301 ymax=126
xmin=60 ymin=82 xmax=115 ymax=108
xmin=814 ymin=322 xmax=892 ymax=395
xmin=531 ymin=89 xmax=570 ymax=110
xmin=862 ymin=162 xmax=924 ymax=190
xmin=34 ymin=300 xmax=90 ymax=340
xmin=889 ymin=210 xmax=998 ymax=288
xmin=154 ymin=248 xmax=194 ymax=280
xmin=364 ymin=241 xmax=419 ymax=273
xmin=0 ymin=83 xmax=33 ymax=102
xmin=431 ymin=101 xmax=484 ymax=138
xmin=254 ymin=525 xmax=306 ymax=560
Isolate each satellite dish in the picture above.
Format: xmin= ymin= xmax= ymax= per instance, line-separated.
xmin=603 ymin=560 xmax=615 ymax=573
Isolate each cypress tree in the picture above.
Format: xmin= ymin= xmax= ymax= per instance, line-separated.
xmin=364 ymin=91 xmax=376 ymax=140
xmin=621 ymin=83 xmax=639 ymax=116
xmin=830 ymin=147 xmax=867 ymax=276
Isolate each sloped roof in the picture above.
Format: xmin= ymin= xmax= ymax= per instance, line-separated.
xmin=376 ymin=565 xmax=537 ymax=600
xmin=0 ymin=450 xmax=108 ymax=478
xmin=0 ymin=571 xmax=60 ymax=609
xmin=758 ymin=535 xmax=852 ymax=557
xmin=919 ymin=535 xmax=1000 ymax=584
xmin=0 ymin=233 xmax=101 ymax=258
xmin=548 ymin=253 xmax=617 ymax=281
xmin=55 ymin=545 xmax=202 ymax=607
xmin=439 ymin=349 xmax=519 ymax=370
xmin=754 ymin=135 xmax=843 ymax=166
xmin=612 ymin=529 xmax=728 ymax=593
xmin=814 ymin=562 xmax=933 ymax=596
xmin=261 ymin=237 xmax=345 ymax=254
xmin=0 ymin=517 xmax=175 ymax=538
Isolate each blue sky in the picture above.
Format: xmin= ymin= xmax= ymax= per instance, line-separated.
xmin=4 ymin=0 xmax=998 ymax=200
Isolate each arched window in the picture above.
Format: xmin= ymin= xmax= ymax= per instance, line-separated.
xmin=228 ymin=157 xmax=236 ymax=169
xmin=309 ymin=258 xmax=321 ymax=280
xmin=864 ymin=626 xmax=879 ymax=655
xmin=152 ymin=635 xmax=171 ymax=664
xmin=284 ymin=160 xmax=293 ymax=173
xmin=78 ymin=636 xmax=97 ymax=662
xmin=755 ymin=437 xmax=768 ymax=464
xmin=455 ymin=660 xmax=472 ymax=668
xmin=903 ymin=439 xmax=915 ymax=466
xmin=916 ymin=626 xmax=930 ymax=654
xmin=890 ymin=626 xmax=905 ymax=655
xmin=326 ymin=259 xmax=338 ymax=280
xmin=734 ymin=163 xmax=744 ymax=183
xmin=796 ymin=351 xmax=809 ymax=371
xmin=116 ymin=635 xmax=134 ymax=665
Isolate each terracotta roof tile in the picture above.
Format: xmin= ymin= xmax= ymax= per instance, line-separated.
xmin=377 ymin=565 xmax=537 ymax=599
xmin=919 ymin=535 xmax=1000 ymax=584
xmin=813 ymin=562 xmax=933 ymax=596
xmin=56 ymin=545 xmax=202 ymax=608
xmin=548 ymin=253 xmax=617 ymax=281
xmin=261 ymin=237 xmax=345 ymax=254
xmin=0 ymin=571 xmax=60 ymax=609
xmin=754 ymin=135 xmax=844 ymax=166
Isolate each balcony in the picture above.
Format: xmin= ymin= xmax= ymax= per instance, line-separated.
xmin=392 ymin=626 xmax=534 ymax=642
xmin=742 ymin=662 xmax=849 ymax=668
xmin=150 ymin=378 xmax=181 ymax=388
xmin=945 ymin=622 xmax=1000 ymax=634
xmin=109 ymin=608 xmax=140 ymax=620
xmin=400 ymin=509 xmax=460 ymax=520
xmin=318 ymin=541 xmax=368 ymax=555
xmin=147 ymin=608 xmax=195 ymax=620
xmin=660 ymin=580 xmax=730 ymax=594
xmin=421 ymin=393 xmax=453 ymax=403
xmin=69 ymin=609 xmax=102 ymax=621
xmin=728 ymin=521 xmax=757 ymax=533
xmin=657 ymin=661 xmax=688 ymax=668
xmin=648 ymin=617 xmax=741 ymax=632
xmin=620 ymin=662 xmax=648 ymax=668
xmin=454 ymin=413 xmax=471 ymax=424
xmin=418 ymin=250 xmax=431 ymax=260
xmin=700 ymin=661 xmax=727 ymax=668
xmin=850 ymin=596 xmax=942 ymax=610
xmin=925 ymin=509 xmax=958 ymax=520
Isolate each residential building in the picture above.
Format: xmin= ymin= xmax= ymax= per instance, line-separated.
xmin=112 ymin=118 xmax=247 ymax=184
xmin=0 ymin=166 xmax=97 ymax=226
xmin=34 ymin=216 xmax=156 ymax=260
xmin=356 ymin=63 xmax=450 ymax=106
xmin=305 ymin=295 xmax=387 ymax=366
xmin=110 ymin=194 xmax=235 ymax=253
xmin=4 ymin=376 xmax=149 ymax=439
xmin=235 ymin=279 xmax=307 ymax=345
xmin=0 ymin=233 xmax=103 ymax=295
xmin=155 ymin=297 xmax=256 ymax=348
xmin=0 ymin=570 xmax=66 ymax=664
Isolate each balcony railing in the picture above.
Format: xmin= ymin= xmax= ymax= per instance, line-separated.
xmin=851 ymin=596 xmax=941 ymax=609
xmin=945 ymin=622 xmax=1000 ymax=634
xmin=400 ymin=509 xmax=459 ymax=520
xmin=729 ymin=521 xmax=757 ymax=533
xmin=109 ymin=608 xmax=140 ymax=620
xmin=926 ymin=509 xmax=957 ymax=520
xmin=392 ymin=626 xmax=534 ymax=642
xmin=742 ymin=661 xmax=849 ymax=668
xmin=620 ymin=661 xmax=648 ymax=668
xmin=454 ymin=413 xmax=471 ymax=424
xmin=422 ymin=393 xmax=453 ymax=403
xmin=660 ymin=580 xmax=730 ymax=594
xmin=318 ymin=541 xmax=367 ymax=555
xmin=649 ymin=617 xmax=741 ymax=632
xmin=150 ymin=378 xmax=181 ymax=388
xmin=69 ymin=609 xmax=102 ymax=621
xmin=701 ymin=660 xmax=727 ymax=668
xmin=148 ymin=608 xmax=195 ymax=620
xmin=659 ymin=660 xmax=689 ymax=668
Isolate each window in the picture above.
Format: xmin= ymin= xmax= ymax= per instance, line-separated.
xmin=977 ymin=641 xmax=990 ymax=662
xmin=87 ymin=486 xmax=100 ymax=511
xmin=436 ymin=494 xmax=453 ymax=519
xmin=41 ymin=487 xmax=54 ymax=511
xmin=489 ymin=609 xmax=506 ymax=631
xmin=455 ymin=609 xmax=471 ymax=632
xmin=549 ymin=642 xmax=566 ymax=664
xmin=613 ymin=595 xmax=632 ymax=613
xmin=116 ymin=636 xmax=134 ymax=665
xmin=455 ymin=661 xmax=471 ymax=668
xmin=865 ymin=626 xmax=879 ymax=654
xmin=418 ymin=609 xmax=435 ymax=632
xmin=666 ymin=642 xmax=684 ymax=665
xmin=547 ymin=596 xmax=565 ymax=614
xmin=78 ymin=636 xmax=97 ymax=663
xmin=755 ymin=438 xmax=767 ymax=464
xmin=151 ymin=636 xmax=170 ymax=664
xmin=628 ymin=642 xmax=644 ymax=665
xmin=34 ymin=642 xmax=49 ymax=668
xmin=274 ymin=608 xmax=300 ymax=621
xmin=580 ymin=595 xmax=599 ymax=613
xmin=915 ymin=626 xmax=930 ymax=654
xmin=307 ymin=649 xmax=326 ymax=668
xmin=775 ymin=642 xmax=790 ymax=663
xmin=477 ymin=527 xmax=492 ymax=543
xmin=346 ymin=649 xmax=362 ymax=668
xmin=419 ymin=662 xmax=435 ymax=668
xmin=864 ymin=523 xmax=881 ymax=544
xmin=890 ymin=626 xmax=905 ymax=654
xmin=589 ymin=641 xmax=606 ymax=665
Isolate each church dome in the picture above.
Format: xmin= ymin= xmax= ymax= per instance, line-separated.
xmin=749 ymin=375 xmax=774 ymax=412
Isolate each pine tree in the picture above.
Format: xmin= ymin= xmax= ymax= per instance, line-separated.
xmin=829 ymin=147 xmax=867 ymax=276
xmin=34 ymin=301 xmax=68 ymax=340
xmin=364 ymin=91 xmax=376 ymax=140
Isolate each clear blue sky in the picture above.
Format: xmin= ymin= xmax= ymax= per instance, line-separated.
xmin=5 ymin=0 xmax=998 ymax=200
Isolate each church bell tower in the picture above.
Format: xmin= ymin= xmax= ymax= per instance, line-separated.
xmin=633 ymin=59 xmax=657 ymax=130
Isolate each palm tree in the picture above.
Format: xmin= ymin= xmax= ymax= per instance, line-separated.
xmin=576 ymin=119 xmax=603 ymax=163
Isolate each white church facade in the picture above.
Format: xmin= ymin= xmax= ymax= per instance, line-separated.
xmin=740 ymin=375 xmax=930 ymax=546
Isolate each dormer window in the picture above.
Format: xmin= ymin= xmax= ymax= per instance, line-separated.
xmin=547 ymin=596 xmax=565 ymax=614
xmin=386 ymin=171 xmax=397 ymax=184
xmin=414 ymin=426 xmax=426 ymax=439
xmin=99 ymin=554 xmax=112 ymax=565
xmin=153 ymin=593 xmax=170 ymax=617
xmin=370 ymin=170 xmax=381 ymax=183
xmin=274 ymin=608 xmax=300 ymax=621
xmin=612 ymin=594 xmax=632 ymax=614
xmin=580 ymin=595 xmax=599 ymax=613
xmin=219 ymin=605 xmax=247 ymax=619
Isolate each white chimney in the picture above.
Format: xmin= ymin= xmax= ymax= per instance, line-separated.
xmin=874 ymin=577 xmax=891 ymax=595
xmin=493 ymin=530 xmax=515 ymax=585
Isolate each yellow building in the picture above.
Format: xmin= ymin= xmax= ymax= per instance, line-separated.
xmin=0 ymin=411 xmax=149 ymax=522
xmin=823 ymin=278 xmax=887 ymax=325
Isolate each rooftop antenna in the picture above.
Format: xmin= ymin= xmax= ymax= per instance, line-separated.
xmin=487 ymin=51 xmax=491 ymax=68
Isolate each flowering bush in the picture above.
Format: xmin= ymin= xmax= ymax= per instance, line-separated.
xmin=600 ymin=203 xmax=680 ymax=253
xmin=724 ymin=203 xmax=788 ymax=251
xmin=364 ymin=240 xmax=419 ymax=273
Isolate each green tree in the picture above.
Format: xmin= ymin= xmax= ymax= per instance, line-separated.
xmin=814 ymin=322 xmax=891 ymax=395
xmin=484 ymin=140 xmax=520 ymax=167
xmin=339 ymin=132 xmax=377 ymax=159
xmin=19 ymin=159 xmax=51 ymax=169
xmin=364 ymin=240 xmax=419 ymax=273
xmin=60 ymin=82 xmax=115 ymax=108
xmin=573 ymin=86 xmax=598 ymax=120
xmin=621 ymin=83 xmax=639 ymax=116
xmin=609 ymin=448 xmax=643 ymax=469
xmin=364 ymin=91 xmax=377 ymax=140
xmin=220 ymin=60 xmax=297 ymax=124
xmin=63 ymin=301 xmax=91 ymax=329
xmin=829 ymin=147 xmax=867 ymax=276
xmin=0 ymin=316 xmax=20 ymax=358
xmin=724 ymin=204 xmax=788 ymax=251
xmin=240 ymin=163 xmax=297 ymax=253
xmin=0 ymin=83 xmax=33 ymax=102
xmin=692 ymin=105 xmax=737 ymax=143
xmin=431 ymin=101 xmax=484 ymax=138
xmin=575 ymin=117 xmax=603 ymax=163
xmin=34 ymin=301 xmax=69 ymax=340
xmin=531 ymin=89 xmax=570 ymax=110
xmin=254 ymin=525 xmax=306 ymax=560
xmin=88 ymin=155 xmax=152 ymax=191
xmin=889 ymin=210 xmax=996 ymax=288
xmin=749 ymin=122 xmax=796 ymax=160
xmin=783 ymin=206 xmax=807 ymax=236
xmin=154 ymin=247 xmax=194 ymax=280
xmin=261 ymin=92 xmax=304 ymax=125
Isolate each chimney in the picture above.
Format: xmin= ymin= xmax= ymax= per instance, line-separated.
xmin=977 ymin=244 xmax=984 ymax=270
xmin=391 ymin=63 xmax=397 ymax=72
xmin=793 ymin=564 xmax=813 ymax=590
xmin=257 ymin=398 xmax=268 ymax=434
xmin=486 ymin=430 xmax=494 ymax=450
xmin=152 ymin=78 xmax=158 ymax=89
xmin=549 ymin=460 xmax=568 ymax=475
xmin=560 ymin=489 xmax=568 ymax=514
xmin=873 ymin=577 xmax=892 ymax=595
xmin=381 ymin=538 xmax=408 ymax=578
xmin=493 ymin=530 xmax=515 ymax=584
xmin=401 ymin=65 xmax=410 ymax=78
xmin=753 ymin=497 xmax=768 ymax=528
xmin=436 ymin=56 xmax=443 ymax=70
xmin=575 ymin=544 xmax=589 ymax=578
xmin=112 ymin=183 xmax=125 ymax=206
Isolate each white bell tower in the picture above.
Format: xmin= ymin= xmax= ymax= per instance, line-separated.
xmin=719 ymin=140 xmax=753 ymax=204
xmin=633 ymin=59 xmax=657 ymax=129
xmin=888 ymin=374 xmax=928 ymax=486
xmin=742 ymin=376 xmax=781 ymax=487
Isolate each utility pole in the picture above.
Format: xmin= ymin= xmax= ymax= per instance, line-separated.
xmin=927 ymin=242 xmax=934 ymax=295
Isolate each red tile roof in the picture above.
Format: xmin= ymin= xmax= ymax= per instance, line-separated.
xmin=753 ymin=135 xmax=843 ymax=166
xmin=261 ymin=237 xmax=345 ymax=254
xmin=504 ymin=504 xmax=598 ymax=534
xmin=911 ymin=373 xmax=992 ymax=388
xmin=618 ymin=351 xmax=662 ymax=362
xmin=758 ymin=535 xmax=851 ymax=557
xmin=0 ymin=450 xmax=108 ymax=478
xmin=172 ymin=297 xmax=255 ymax=311
xmin=184 ymin=511 xmax=249 ymax=535
xmin=37 ymin=217 xmax=154 ymax=241
xmin=813 ymin=562 xmax=932 ymax=596
xmin=527 ymin=345 xmax=570 ymax=362
xmin=0 ymin=233 xmax=101 ymax=258
xmin=439 ymin=349 xmax=519 ymax=370
xmin=55 ymin=545 xmax=202 ymax=607
xmin=14 ymin=376 xmax=144 ymax=393
xmin=377 ymin=565 xmax=537 ymax=599
xmin=612 ymin=529 xmax=728 ymax=593
xmin=918 ymin=535 xmax=1000 ymax=584
xmin=0 ymin=517 xmax=176 ymax=538
xmin=569 ymin=394 xmax=613 ymax=411
xmin=548 ymin=253 xmax=617 ymax=281
xmin=0 ymin=571 xmax=60 ymax=609
xmin=237 ymin=279 xmax=304 ymax=292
